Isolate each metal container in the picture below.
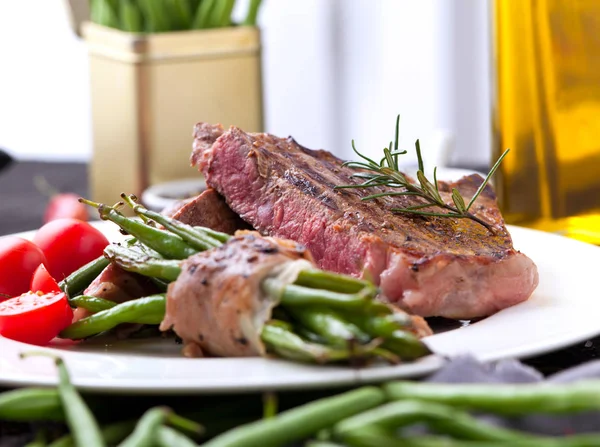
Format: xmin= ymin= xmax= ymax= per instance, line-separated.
xmin=82 ymin=22 xmax=263 ymax=205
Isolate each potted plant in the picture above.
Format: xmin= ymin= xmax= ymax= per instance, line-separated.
xmin=66 ymin=0 xmax=264 ymax=205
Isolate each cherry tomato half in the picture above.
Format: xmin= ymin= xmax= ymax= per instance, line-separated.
xmin=0 ymin=291 xmax=73 ymax=345
xmin=33 ymin=218 xmax=109 ymax=281
xmin=30 ymin=263 xmax=60 ymax=294
xmin=0 ymin=237 xmax=47 ymax=300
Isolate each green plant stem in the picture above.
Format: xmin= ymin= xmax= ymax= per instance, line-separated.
xmin=243 ymin=0 xmax=262 ymax=25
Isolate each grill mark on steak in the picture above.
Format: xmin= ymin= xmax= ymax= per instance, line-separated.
xmin=191 ymin=124 xmax=539 ymax=319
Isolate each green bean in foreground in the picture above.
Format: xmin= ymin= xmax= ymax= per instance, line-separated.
xmin=383 ymin=380 xmax=600 ymax=415
xmin=0 ymin=387 xmax=63 ymax=421
xmin=59 ymin=294 xmax=166 ymax=340
xmin=398 ymin=434 xmax=600 ymax=447
xmin=334 ymin=400 xmax=532 ymax=443
xmin=24 ymin=431 xmax=46 ymax=447
xmin=157 ymin=426 xmax=198 ymax=447
xmin=118 ymin=407 xmax=168 ymax=447
xmin=59 ymin=256 xmax=110 ymax=298
xmin=21 ymin=353 xmax=105 ymax=447
xmin=48 ymin=420 xmax=136 ymax=447
xmin=202 ymin=386 xmax=385 ymax=447
xmin=70 ymin=295 xmax=116 ymax=313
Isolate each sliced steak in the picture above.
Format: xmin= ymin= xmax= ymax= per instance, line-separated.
xmin=191 ymin=123 xmax=539 ymax=319
xmin=160 ymin=232 xmax=314 ymax=358
xmin=163 ymin=188 xmax=250 ymax=234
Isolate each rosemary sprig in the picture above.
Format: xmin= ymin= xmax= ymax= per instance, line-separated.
xmin=335 ymin=115 xmax=509 ymax=233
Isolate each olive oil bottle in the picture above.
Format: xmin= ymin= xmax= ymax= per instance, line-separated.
xmin=493 ymin=0 xmax=600 ymax=244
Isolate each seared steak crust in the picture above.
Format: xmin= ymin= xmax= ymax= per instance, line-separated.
xmin=192 ymin=124 xmax=539 ymax=319
xmin=164 ymin=188 xmax=250 ymax=234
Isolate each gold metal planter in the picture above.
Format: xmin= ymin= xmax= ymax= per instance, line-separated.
xmin=83 ymin=23 xmax=263 ymax=204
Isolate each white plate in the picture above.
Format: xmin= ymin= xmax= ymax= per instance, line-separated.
xmin=1 ymin=222 xmax=599 ymax=394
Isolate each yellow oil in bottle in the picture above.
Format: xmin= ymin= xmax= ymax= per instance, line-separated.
xmin=493 ymin=0 xmax=600 ymax=244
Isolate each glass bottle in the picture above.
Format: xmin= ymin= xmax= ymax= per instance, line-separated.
xmin=493 ymin=0 xmax=600 ymax=244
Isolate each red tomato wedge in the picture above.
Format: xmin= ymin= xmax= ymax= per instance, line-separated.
xmin=33 ymin=218 xmax=109 ymax=281
xmin=30 ymin=263 xmax=60 ymax=294
xmin=0 ymin=291 xmax=73 ymax=345
xmin=0 ymin=236 xmax=48 ymax=300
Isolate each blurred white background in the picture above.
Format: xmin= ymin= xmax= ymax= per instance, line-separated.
xmin=0 ymin=0 xmax=491 ymax=167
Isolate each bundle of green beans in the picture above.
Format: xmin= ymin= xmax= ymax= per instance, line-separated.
xmin=57 ymin=194 xmax=431 ymax=365
xmin=7 ymin=364 xmax=600 ymax=447
xmin=90 ymin=0 xmax=262 ymax=33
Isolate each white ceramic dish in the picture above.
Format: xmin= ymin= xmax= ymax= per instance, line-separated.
xmin=2 ymin=222 xmax=599 ymax=394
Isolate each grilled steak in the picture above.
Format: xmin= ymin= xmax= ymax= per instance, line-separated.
xmin=163 ymin=188 xmax=250 ymax=234
xmin=160 ymin=232 xmax=314 ymax=358
xmin=191 ymin=123 xmax=539 ymax=319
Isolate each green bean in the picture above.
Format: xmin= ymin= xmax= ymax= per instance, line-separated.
xmin=202 ymin=387 xmax=385 ymax=447
xmin=345 ymin=312 xmax=414 ymax=336
xmin=263 ymin=279 xmax=375 ymax=310
xmin=345 ymin=313 xmax=431 ymax=360
xmin=21 ymin=353 xmax=105 ymax=447
xmin=383 ymin=380 xmax=600 ymax=415
xmin=118 ymin=407 xmax=167 ymax=447
xmin=59 ymin=294 xmax=166 ymax=340
xmin=289 ymin=307 xmax=371 ymax=346
xmin=305 ymin=442 xmax=348 ymax=447
xmin=157 ymin=426 xmax=198 ymax=447
xmin=48 ymin=420 xmax=136 ymax=447
xmin=59 ymin=256 xmax=109 ymax=298
xmin=335 ymin=425 xmax=399 ymax=447
xmin=70 ymin=295 xmax=116 ymax=313
xmin=104 ymin=245 xmax=182 ymax=282
xmin=398 ymin=435 xmax=600 ymax=447
xmin=263 ymin=392 xmax=278 ymax=419
xmin=261 ymin=322 xmax=375 ymax=364
xmin=119 ymin=0 xmax=143 ymax=32
xmin=24 ymin=430 xmax=46 ymax=447
xmin=294 ymin=269 xmax=373 ymax=294
xmin=119 ymin=407 xmax=203 ymax=447
xmin=193 ymin=226 xmax=231 ymax=243
xmin=128 ymin=197 xmax=222 ymax=251
xmin=0 ymin=387 xmax=63 ymax=421
xmin=80 ymin=198 xmax=197 ymax=260
xmin=333 ymin=400 xmax=532 ymax=443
